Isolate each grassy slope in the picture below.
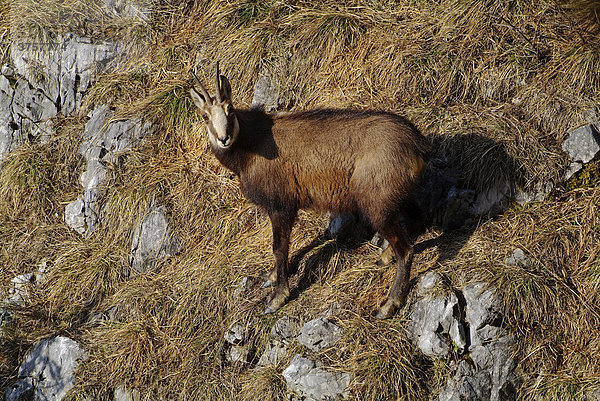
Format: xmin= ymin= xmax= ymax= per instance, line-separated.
xmin=1 ymin=0 xmax=600 ymax=399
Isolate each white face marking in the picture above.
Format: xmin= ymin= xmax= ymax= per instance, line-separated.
xmin=206 ymin=103 xmax=239 ymax=150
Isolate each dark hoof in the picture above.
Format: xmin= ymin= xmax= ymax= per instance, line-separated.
xmin=375 ymin=299 xmax=398 ymax=319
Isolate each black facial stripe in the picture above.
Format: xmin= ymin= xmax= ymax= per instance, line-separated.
xmin=226 ymin=115 xmax=236 ymax=137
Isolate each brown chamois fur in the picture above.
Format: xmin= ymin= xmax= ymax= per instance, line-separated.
xmin=190 ymin=65 xmax=430 ymax=318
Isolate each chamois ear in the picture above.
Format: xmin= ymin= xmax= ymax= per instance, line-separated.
xmin=189 ymin=87 xmax=207 ymax=110
xmin=219 ymin=75 xmax=232 ymax=101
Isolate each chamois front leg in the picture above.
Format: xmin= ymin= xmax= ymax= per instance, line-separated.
xmin=264 ymin=208 xmax=296 ymax=314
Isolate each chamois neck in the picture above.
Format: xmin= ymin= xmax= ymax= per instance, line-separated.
xmin=210 ymin=135 xmax=245 ymax=176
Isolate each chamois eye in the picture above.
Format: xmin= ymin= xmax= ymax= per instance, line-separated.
xmin=226 ymin=104 xmax=233 ymax=114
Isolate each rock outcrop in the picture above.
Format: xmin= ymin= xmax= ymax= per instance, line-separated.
xmin=4 ymin=336 xmax=86 ymax=401
xmin=296 ymin=318 xmax=344 ymax=353
xmin=251 ymin=61 xmax=282 ymax=112
xmin=10 ymin=34 xmax=121 ymax=116
xmin=258 ymin=316 xmax=298 ymax=367
xmin=255 ymin=316 xmax=351 ymax=399
xmin=0 ymin=260 xmax=47 ymax=326
xmin=0 ymin=34 xmax=123 ymax=161
xmin=562 ymin=123 xmax=600 ymax=179
xmin=64 ymin=105 xmax=156 ymax=236
xmin=282 ymin=355 xmax=351 ymax=401
xmin=129 ymin=206 xmax=180 ymax=274
xmin=224 ymin=323 xmax=251 ymax=364
xmin=408 ymin=272 xmax=517 ymax=401
xmin=409 ymin=278 xmax=466 ymax=358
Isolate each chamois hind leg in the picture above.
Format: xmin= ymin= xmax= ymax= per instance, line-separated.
xmin=374 ymin=221 xmax=414 ymax=319
xmin=264 ymin=208 xmax=296 ymax=314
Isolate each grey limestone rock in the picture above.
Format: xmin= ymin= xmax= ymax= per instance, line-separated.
xmin=515 ymin=181 xmax=553 ymax=205
xmin=65 ymin=105 xmax=156 ymax=236
xmin=470 ymin=182 xmax=513 ymax=217
xmin=439 ymin=186 xmax=476 ymax=230
xmin=282 ymin=355 xmax=351 ymax=401
xmin=436 ymin=283 xmax=516 ymax=401
xmin=103 ymin=0 xmax=151 ymax=20
xmin=409 ymin=276 xmax=516 ymax=400
xmin=436 ymin=181 xmax=513 ymax=229
xmin=369 ymin=232 xmax=389 ymax=251
xmin=3 ymin=260 xmax=47 ymax=308
xmin=0 ymin=74 xmax=15 ymax=120
xmin=10 ymin=40 xmax=62 ymax=104
xmin=297 ymin=318 xmax=343 ymax=353
xmin=11 ymin=79 xmax=58 ymax=123
xmin=1 ymin=33 xmax=124 ymax=162
xmin=271 ymin=316 xmax=297 ymax=342
xmin=257 ymin=316 xmax=298 ymax=366
xmin=113 ymin=386 xmax=141 ymax=401
xmin=64 ymin=198 xmax=86 ymax=235
xmin=562 ymin=123 xmax=600 ymax=179
xmin=410 ymin=291 xmax=465 ymax=357
xmin=252 ymin=74 xmax=279 ymax=112
xmin=226 ymin=345 xmax=250 ymax=364
xmin=1 ymin=64 xmax=15 ymax=76
xmin=59 ymin=34 xmax=121 ymax=115
xmin=462 ymin=282 xmax=501 ymax=338
xmin=4 ymin=336 xmax=86 ymax=401
xmin=1 ymin=261 xmax=48 ymax=326
xmin=409 ymin=274 xmax=466 ymax=357
xmin=504 ymin=248 xmax=529 ymax=267
xmin=224 ymin=323 xmax=250 ymax=363
xmin=6 ymin=273 xmax=35 ymax=307
xmin=224 ymin=323 xmax=246 ymax=345
xmin=129 ymin=206 xmax=180 ymax=274
xmin=257 ymin=340 xmax=287 ymax=366
xmin=416 ymin=271 xmax=443 ymax=297
xmin=10 ymin=34 xmax=121 ymax=115
xmin=0 ymin=75 xmax=22 ymax=160
xmin=439 ymin=337 xmax=516 ymax=401
xmin=233 ymin=276 xmax=251 ymax=298
xmin=438 ymin=361 xmax=481 ymax=401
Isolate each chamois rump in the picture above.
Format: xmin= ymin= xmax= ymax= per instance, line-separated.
xmin=190 ymin=64 xmax=430 ymax=318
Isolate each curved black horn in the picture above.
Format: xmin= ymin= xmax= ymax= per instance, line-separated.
xmin=191 ymin=69 xmax=212 ymax=106
xmin=215 ymin=61 xmax=222 ymax=103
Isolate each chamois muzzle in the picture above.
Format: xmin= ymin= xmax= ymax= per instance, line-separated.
xmin=219 ymin=136 xmax=232 ymax=147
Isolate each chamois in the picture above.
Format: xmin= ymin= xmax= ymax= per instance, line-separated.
xmin=190 ymin=64 xmax=430 ymax=318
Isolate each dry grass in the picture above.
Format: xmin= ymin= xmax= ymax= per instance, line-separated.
xmin=0 ymin=0 xmax=9 ymax=64
xmin=0 ymin=117 xmax=83 ymax=386
xmin=1 ymin=0 xmax=600 ymax=400
xmin=8 ymin=0 xmax=152 ymax=42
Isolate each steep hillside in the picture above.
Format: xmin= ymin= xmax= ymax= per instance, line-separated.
xmin=1 ymin=0 xmax=600 ymax=400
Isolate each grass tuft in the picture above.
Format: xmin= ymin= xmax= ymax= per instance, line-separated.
xmin=2 ymin=0 xmax=600 ymax=399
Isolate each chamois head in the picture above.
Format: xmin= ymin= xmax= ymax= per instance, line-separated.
xmin=190 ymin=62 xmax=239 ymax=149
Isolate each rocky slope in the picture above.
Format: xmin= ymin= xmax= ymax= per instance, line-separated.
xmin=1 ymin=1 xmax=600 ymax=400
